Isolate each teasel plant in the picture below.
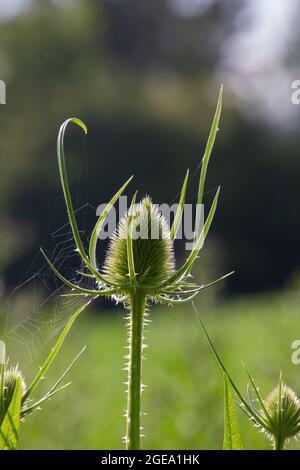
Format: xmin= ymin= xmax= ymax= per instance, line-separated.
xmin=194 ymin=306 xmax=300 ymax=450
xmin=41 ymin=85 xmax=232 ymax=450
xmin=0 ymin=312 xmax=85 ymax=450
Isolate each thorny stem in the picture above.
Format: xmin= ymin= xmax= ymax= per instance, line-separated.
xmin=126 ymin=289 xmax=146 ymax=450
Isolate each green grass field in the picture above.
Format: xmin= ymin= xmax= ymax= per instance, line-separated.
xmin=15 ymin=292 xmax=300 ymax=450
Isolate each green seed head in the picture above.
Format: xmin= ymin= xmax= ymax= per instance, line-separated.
xmin=103 ymin=197 xmax=175 ymax=293
xmin=263 ymin=382 xmax=300 ymax=446
xmin=3 ymin=367 xmax=26 ymax=413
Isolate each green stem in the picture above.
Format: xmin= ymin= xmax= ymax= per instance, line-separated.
xmin=274 ymin=434 xmax=285 ymax=450
xmin=126 ymin=290 xmax=146 ymax=450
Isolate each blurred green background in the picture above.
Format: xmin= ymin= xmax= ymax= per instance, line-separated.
xmin=1 ymin=0 xmax=300 ymax=450
xmin=17 ymin=294 xmax=300 ymax=450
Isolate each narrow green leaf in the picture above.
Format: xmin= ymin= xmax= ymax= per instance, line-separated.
xmin=170 ymin=169 xmax=189 ymax=241
xmin=57 ymin=118 xmax=88 ymax=260
xmin=20 ymin=383 xmax=71 ymax=418
xmin=56 ymin=118 xmax=115 ymax=286
xmin=223 ymin=373 xmax=245 ymax=450
xmin=192 ymin=304 xmax=268 ymax=430
xmin=0 ymin=341 xmax=6 ymax=423
xmin=22 ymin=301 xmax=89 ymax=403
xmin=21 ymin=348 xmax=86 ymax=418
xmin=0 ymin=376 xmax=22 ymax=450
xmin=127 ymin=192 xmax=138 ymax=284
xmin=196 ymin=271 xmax=234 ymax=290
xmin=247 ymin=384 xmax=259 ymax=415
xmin=157 ymin=292 xmax=198 ymax=304
xmin=0 ymin=341 xmax=5 ymax=365
xmin=278 ymin=370 xmax=283 ymax=430
xmin=164 ymin=186 xmax=220 ymax=286
xmin=194 ymin=85 xmax=223 ymax=239
xmin=167 ymin=272 xmax=234 ymax=297
xmin=89 ymin=176 xmax=133 ymax=268
xmin=242 ymin=363 xmax=272 ymax=423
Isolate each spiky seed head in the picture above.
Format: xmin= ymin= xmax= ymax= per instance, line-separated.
xmin=103 ymin=197 xmax=175 ymax=293
xmin=263 ymin=383 xmax=300 ymax=445
xmin=3 ymin=366 xmax=26 ymax=415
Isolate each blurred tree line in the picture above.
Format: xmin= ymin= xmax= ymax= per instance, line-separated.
xmin=0 ymin=0 xmax=299 ymax=296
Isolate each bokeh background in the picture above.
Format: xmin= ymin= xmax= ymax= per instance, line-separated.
xmin=0 ymin=0 xmax=300 ymax=450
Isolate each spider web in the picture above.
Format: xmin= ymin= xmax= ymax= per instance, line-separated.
xmin=0 ymin=136 xmax=104 ymax=360
xmin=1 ymin=203 xmax=99 ymax=360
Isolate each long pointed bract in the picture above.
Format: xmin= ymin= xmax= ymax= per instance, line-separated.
xmin=163 ymin=186 xmax=220 ymax=287
xmin=21 ymin=347 xmax=86 ymax=418
xmin=22 ymin=301 xmax=90 ymax=403
xmin=57 ymin=118 xmax=88 ymax=260
xmin=0 ymin=341 xmax=5 ymax=422
xmin=192 ymin=303 xmax=268 ymax=429
xmin=89 ymin=176 xmax=133 ymax=268
xmin=57 ymin=118 xmax=115 ymax=286
xmin=194 ymin=85 xmax=223 ymax=240
xmin=170 ymin=169 xmax=189 ymax=241
xmin=127 ymin=192 xmax=138 ymax=285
